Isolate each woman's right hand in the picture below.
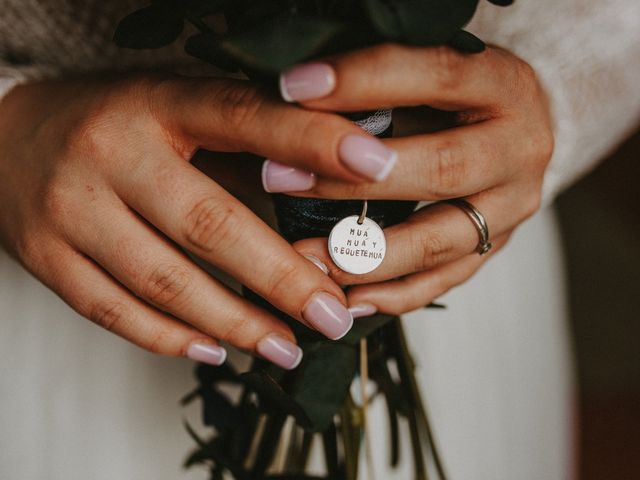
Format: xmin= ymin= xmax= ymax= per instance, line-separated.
xmin=0 ymin=75 xmax=396 ymax=369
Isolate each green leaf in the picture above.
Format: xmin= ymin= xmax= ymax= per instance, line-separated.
xmin=424 ymin=302 xmax=447 ymax=309
xmin=218 ymin=15 xmax=343 ymax=73
xmin=291 ymin=342 xmax=358 ymax=431
xmin=240 ymin=371 xmax=313 ymax=428
xmin=448 ymin=29 xmax=486 ymax=53
xmin=186 ymin=0 xmax=232 ymax=17
xmin=185 ymin=32 xmax=241 ymax=72
xmin=364 ymin=0 xmax=480 ymax=46
xmin=113 ymin=5 xmax=185 ymax=49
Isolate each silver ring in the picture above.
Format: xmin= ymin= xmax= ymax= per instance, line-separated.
xmin=446 ymin=199 xmax=492 ymax=255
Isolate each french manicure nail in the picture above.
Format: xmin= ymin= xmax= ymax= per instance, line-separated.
xmin=303 ymin=254 xmax=329 ymax=275
xmin=256 ymin=334 xmax=303 ymax=370
xmin=303 ymin=292 xmax=354 ymax=340
xmin=349 ymin=303 xmax=378 ymax=318
xmin=339 ymin=134 xmax=398 ymax=181
xmin=279 ymin=62 xmax=336 ymax=102
xmin=262 ymin=160 xmax=316 ymax=193
xmin=187 ymin=342 xmax=227 ymax=366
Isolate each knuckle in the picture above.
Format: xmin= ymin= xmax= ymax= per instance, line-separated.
xmin=145 ymin=328 xmax=178 ymax=355
xmin=89 ymin=301 xmax=129 ymax=333
xmin=217 ymin=314 xmax=253 ymax=348
xmin=144 ymin=264 xmax=193 ymax=309
xmin=184 ymin=196 xmax=239 ymax=253
xmin=412 ymin=228 xmax=451 ymax=270
xmin=263 ymin=259 xmax=302 ymax=303
xmin=426 ymin=141 xmax=466 ymax=197
xmin=431 ymin=47 xmax=465 ymax=91
xmin=295 ymin=112 xmax=349 ymax=170
xmin=216 ymin=81 xmax=266 ymax=133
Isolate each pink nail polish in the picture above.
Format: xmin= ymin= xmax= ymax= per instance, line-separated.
xmin=186 ymin=342 xmax=227 ymax=366
xmin=262 ymin=160 xmax=316 ymax=193
xmin=338 ymin=134 xmax=398 ymax=181
xmin=279 ymin=62 xmax=336 ymax=102
xmin=303 ymin=254 xmax=329 ymax=275
xmin=349 ymin=303 xmax=378 ymax=318
xmin=303 ymin=292 xmax=353 ymax=340
xmin=256 ymin=334 xmax=303 ymax=370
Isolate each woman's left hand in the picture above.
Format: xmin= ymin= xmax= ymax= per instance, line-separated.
xmin=263 ymin=43 xmax=554 ymax=316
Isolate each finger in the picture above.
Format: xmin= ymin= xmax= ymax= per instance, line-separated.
xmin=112 ymin=147 xmax=354 ymax=341
xmin=156 ymin=77 xmax=397 ymax=183
xmin=280 ymin=44 xmax=526 ymax=111
xmin=32 ymin=238 xmax=227 ymax=364
xmin=346 ymin=232 xmax=511 ymax=315
xmin=293 ymin=186 xmax=538 ymax=286
xmin=68 ymin=198 xmax=306 ymax=365
xmin=294 ymin=119 xmax=521 ymax=201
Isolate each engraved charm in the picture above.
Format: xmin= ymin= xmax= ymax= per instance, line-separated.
xmin=328 ymin=215 xmax=386 ymax=274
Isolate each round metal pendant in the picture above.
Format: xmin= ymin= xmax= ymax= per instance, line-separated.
xmin=328 ymin=216 xmax=386 ymax=274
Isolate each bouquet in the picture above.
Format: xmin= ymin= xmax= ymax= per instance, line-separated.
xmin=114 ymin=1 xmax=513 ymax=478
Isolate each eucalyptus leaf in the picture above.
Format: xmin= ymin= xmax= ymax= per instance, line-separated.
xmin=448 ymin=29 xmax=486 ymax=53
xmin=241 ymin=371 xmax=313 ymax=428
xmin=185 ymin=32 xmax=241 ymax=72
xmin=201 ymin=387 xmax=240 ymax=428
xmin=364 ymin=0 xmax=480 ymax=46
xmin=291 ymin=342 xmax=358 ymax=431
xmin=218 ymin=15 xmax=343 ymax=73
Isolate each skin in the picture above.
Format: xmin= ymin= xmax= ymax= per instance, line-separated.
xmin=0 ymin=75 xmax=379 ymax=359
xmin=0 ymin=43 xmax=553 ymax=363
xmin=287 ymin=44 xmax=555 ymax=314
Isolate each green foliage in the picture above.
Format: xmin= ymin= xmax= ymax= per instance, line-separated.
xmin=115 ymin=0 xmax=514 ymax=75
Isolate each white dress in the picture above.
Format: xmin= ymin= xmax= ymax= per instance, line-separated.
xmin=1 ymin=1 xmax=639 ymax=479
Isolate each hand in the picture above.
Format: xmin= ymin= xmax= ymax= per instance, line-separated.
xmin=266 ymin=44 xmax=554 ymax=316
xmin=0 ymin=75 xmax=397 ymax=369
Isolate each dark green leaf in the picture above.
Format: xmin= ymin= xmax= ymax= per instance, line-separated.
xmin=487 ymin=0 xmax=514 ymax=5
xmin=186 ymin=0 xmax=232 ymax=17
xmin=185 ymin=32 xmax=241 ymax=72
xmin=196 ymin=362 xmax=240 ymax=385
xmin=218 ymin=15 xmax=343 ymax=73
xmin=201 ymin=387 xmax=240 ymax=428
xmin=241 ymin=371 xmax=313 ymax=428
xmin=448 ymin=29 xmax=486 ymax=53
xmin=291 ymin=342 xmax=357 ymax=431
xmin=424 ymin=302 xmax=447 ymax=309
xmin=364 ymin=0 xmax=480 ymax=46
xmin=114 ymin=6 xmax=185 ymax=49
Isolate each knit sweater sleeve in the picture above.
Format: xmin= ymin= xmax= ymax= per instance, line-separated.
xmin=470 ymin=0 xmax=640 ymax=204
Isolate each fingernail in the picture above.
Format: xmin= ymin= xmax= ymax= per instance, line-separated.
xmin=303 ymin=254 xmax=329 ymax=275
xmin=186 ymin=342 xmax=227 ymax=366
xmin=303 ymin=292 xmax=353 ymax=340
xmin=279 ymin=62 xmax=336 ymax=102
xmin=349 ymin=303 xmax=378 ymax=318
xmin=256 ymin=333 xmax=303 ymax=370
xmin=262 ymin=160 xmax=316 ymax=193
xmin=339 ymin=134 xmax=398 ymax=181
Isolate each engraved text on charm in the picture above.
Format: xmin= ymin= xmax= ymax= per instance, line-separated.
xmin=328 ymin=216 xmax=386 ymax=274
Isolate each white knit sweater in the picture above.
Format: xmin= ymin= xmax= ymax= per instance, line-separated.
xmin=1 ymin=0 xmax=639 ymax=203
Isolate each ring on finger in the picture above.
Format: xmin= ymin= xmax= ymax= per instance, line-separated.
xmin=445 ymin=198 xmax=492 ymax=256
